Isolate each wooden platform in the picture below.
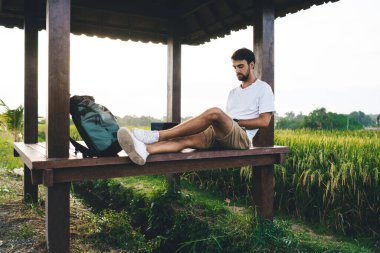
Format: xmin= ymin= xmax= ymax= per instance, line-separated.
xmin=14 ymin=142 xmax=289 ymax=186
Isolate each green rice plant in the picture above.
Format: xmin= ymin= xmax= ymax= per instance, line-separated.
xmin=274 ymin=129 xmax=380 ymax=238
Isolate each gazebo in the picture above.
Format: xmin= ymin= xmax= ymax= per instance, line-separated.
xmin=1 ymin=0 xmax=337 ymax=252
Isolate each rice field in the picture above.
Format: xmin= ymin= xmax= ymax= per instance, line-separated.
xmin=274 ymin=129 xmax=380 ymax=238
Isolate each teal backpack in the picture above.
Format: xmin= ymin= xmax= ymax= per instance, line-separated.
xmin=70 ymin=95 xmax=121 ymax=157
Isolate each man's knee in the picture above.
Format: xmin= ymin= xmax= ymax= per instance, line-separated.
xmin=204 ymin=107 xmax=225 ymax=121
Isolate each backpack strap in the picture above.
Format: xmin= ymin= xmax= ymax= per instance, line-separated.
xmin=69 ymin=137 xmax=93 ymax=158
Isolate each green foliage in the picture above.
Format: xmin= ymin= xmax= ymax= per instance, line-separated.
xmin=185 ymin=129 xmax=380 ymax=239
xmin=274 ymin=129 xmax=380 ymax=238
xmin=0 ymin=99 xmax=24 ymax=141
xmin=276 ymin=111 xmax=305 ymax=129
xmin=78 ymin=177 xmax=309 ymax=252
xmin=12 ymin=223 xmax=35 ymax=240
xmin=0 ymin=131 xmax=23 ymax=170
xmin=69 ymin=124 xmax=81 ymax=141
xmin=88 ymin=209 xmax=160 ymax=252
xmin=182 ymin=168 xmax=251 ymax=202
xmin=303 ymin=108 xmax=362 ymax=130
xmin=276 ymin=108 xmax=377 ymax=130
xmin=37 ymin=123 xmax=45 ymax=141
xmin=349 ymin=111 xmax=376 ymax=128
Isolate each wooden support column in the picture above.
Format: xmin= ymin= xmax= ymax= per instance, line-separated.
xmin=23 ymin=165 xmax=38 ymax=203
xmin=46 ymin=0 xmax=70 ymax=158
xmin=252 ymin=0 xmax=275 ymax=219
xmin=167 ymin=31 xmax=181 ymax=123
xmin=166 ymin=24 xmax=182 ymax=193
xmin=24 ymin=0 xmax=39 ymax=203
xmin=45 ymin=182 xmax=70 ymax=253
xmin=45 ymin=0 xmax=71 ymax=251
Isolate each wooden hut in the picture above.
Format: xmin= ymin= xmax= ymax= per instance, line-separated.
xmin=1 ymin=0 xmax=338 ymax=252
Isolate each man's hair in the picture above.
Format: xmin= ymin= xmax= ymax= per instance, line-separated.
xmin=231 ymin=48 xmax=255 ymax=64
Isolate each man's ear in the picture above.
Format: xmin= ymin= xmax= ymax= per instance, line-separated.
xmin=250 ymin=62 xmax=255 ymax=69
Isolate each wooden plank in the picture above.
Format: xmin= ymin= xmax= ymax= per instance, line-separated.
xmin=24 ymin=0 xmax=39 ymax=144
xmin=46 ymin=0 xmax=70 ymax=158
xmin=252 ymin=0 xmax=275 ymax=220
xmin=52 ymin=154 xmax=281 ymax=183
xmin=45 ymin=182 xmax=70 ymax=252
xmin=14 ymin=142 xmax=289 ymax=170
xmin=14 ymin=142 xmax=46 ymax=169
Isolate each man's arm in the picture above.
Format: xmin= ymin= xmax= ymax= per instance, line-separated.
xmin=236 ymin=112 xmax=273 ymax=129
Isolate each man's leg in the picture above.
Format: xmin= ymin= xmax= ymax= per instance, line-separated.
xmin=159 ymin=107 xmax=233 ymax=141
xmin=147 ymin=132 xmax=209 ymax=154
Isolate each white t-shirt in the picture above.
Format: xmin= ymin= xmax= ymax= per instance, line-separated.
xmin=226 ymin=79 xmax=275 ymax=140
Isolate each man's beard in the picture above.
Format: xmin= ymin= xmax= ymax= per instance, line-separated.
xmin=237 ymin=71 xmax=250 ymax=81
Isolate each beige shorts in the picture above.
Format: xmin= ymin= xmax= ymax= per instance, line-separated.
xmin=203 ymin=120 xmax=250 ymax=150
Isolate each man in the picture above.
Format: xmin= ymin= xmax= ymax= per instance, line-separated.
xmin=117 ymin=48 xmax=275 ymax=165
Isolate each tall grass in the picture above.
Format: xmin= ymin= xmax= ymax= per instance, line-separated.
xmin=0 ymin=130 xmax=23 ymax=169
xmin=274 ymin=129 xmax=380 ymax=238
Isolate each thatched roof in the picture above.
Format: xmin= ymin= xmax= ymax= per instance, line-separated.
xmin=0 ymin=0 xmax=339 ymax=45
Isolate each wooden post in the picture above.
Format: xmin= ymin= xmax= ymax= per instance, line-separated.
xmin=46 ymin=0 xmax=70 ymax=158
xmin=24 ymin=165 xmax=38 ymax=203
xmin=166 ymin=23 xmax=182 ymax=193
xmin=23 ymin=0 xmax=39 ymax=203
xmin=252 ymin=0 xmax=275 ymax=219
xmin=46 ymin=0 xmax=71 ymax=251
xmin=45 ymin=182 xmax=70 ymax=253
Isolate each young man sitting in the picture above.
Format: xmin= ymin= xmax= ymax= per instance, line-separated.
xmin=117 ymin=48 xmax=275 ymax=165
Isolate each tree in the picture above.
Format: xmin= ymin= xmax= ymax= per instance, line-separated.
xmin=276 ymin=111 xmax=305 ymax=129
xmin=349 ymin=111 xmax=376 ymax=127
xmin=0 ymin=99 xmax=24 ymax=141
xmin=302 ymin=108 xmax=363 ymax=130
xmin=303 ymin=108 xmax=331 ymax=129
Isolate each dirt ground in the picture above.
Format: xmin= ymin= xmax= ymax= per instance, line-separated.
xmin=0 ymin=167 xmax=127 ymax=253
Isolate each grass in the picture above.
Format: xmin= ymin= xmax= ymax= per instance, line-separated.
xmin=0 ymin=131 xmax=23 ymax=170
xmin=76 ymin=175 xmax=379 ymax=252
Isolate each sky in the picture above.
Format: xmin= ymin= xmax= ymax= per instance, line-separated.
xmin=1 ymin=0 xmax=379 ymax=119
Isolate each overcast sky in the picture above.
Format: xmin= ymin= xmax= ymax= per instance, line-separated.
xmin=1 ymin=0 xmax=379 ymax=119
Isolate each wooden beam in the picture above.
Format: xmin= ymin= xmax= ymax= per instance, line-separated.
xmin=181 ymin=0 xmax=214 ymax=18
xmin=24 ymin=0 xmax=39 ymax=144
xmin=46 ymin=0 xmax=70 ymax=158
xmin=252 ymin=0 xmax=275 ymax=220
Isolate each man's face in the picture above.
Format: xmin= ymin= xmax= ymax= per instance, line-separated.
xmin=232 ymin=60 xmax=252 ymax=81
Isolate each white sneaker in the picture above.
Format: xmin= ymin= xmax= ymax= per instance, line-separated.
xmin=132 ymin=128 xmax=159 ymax=144
xmin=117 ymin=127 xmax=149 ymax=165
